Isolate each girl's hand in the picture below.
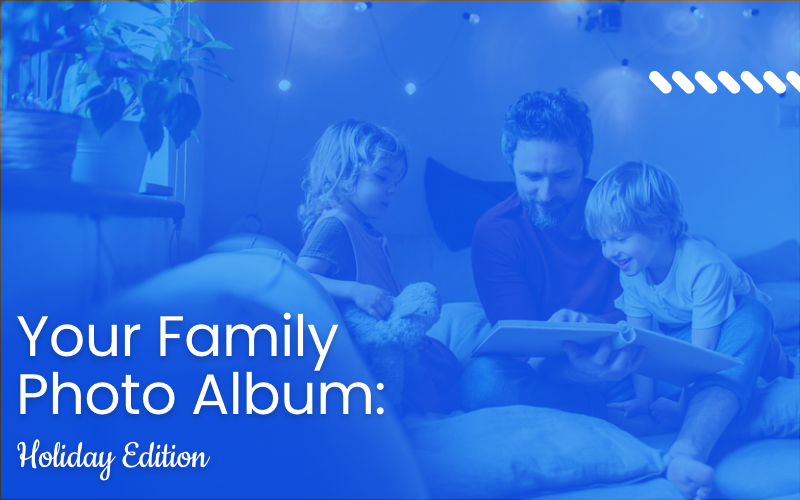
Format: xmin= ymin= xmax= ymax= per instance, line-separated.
xmin=607 ymin=397 xmax=652 ymax=418
xmin=351 ymin=284 xmax=393 ymax=320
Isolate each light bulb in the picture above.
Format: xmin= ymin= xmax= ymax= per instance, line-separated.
xmin=354 ymin=2 xmax=369 ymax=13
xmin=469 ymin=13 xmax=480 ymax=25
xmin=278 ymin=79 xmax=291 ymax=91
xmin=405 ymin=83 xmax=417 ymax=95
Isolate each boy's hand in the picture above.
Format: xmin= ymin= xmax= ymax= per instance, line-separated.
xmin=607 ymin=398 xmax=651 ymax=418
xmin=351 ymin=284 xmax=392 ymax=320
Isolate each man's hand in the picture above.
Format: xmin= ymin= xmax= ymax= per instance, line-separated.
xmin=548 ymin=308 xmax=591 ymax=323
xmin=559 ymin=338 xmax=647 ymax=384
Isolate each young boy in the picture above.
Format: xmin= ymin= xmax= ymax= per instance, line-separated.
xmin=585 ymin=161 xmax=792 ymax=425
xmin=584 ymin=160 xmax=793 ymax=498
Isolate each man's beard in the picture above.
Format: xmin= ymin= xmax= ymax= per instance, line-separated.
xmin=522 ymin=195 xmax=577 ymax=229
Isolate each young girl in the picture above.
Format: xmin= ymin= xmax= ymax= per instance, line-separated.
xmin=584 ymin=161 xmax=792 ymax=424
xmin=296 ymin=119 xmax=461 ymax=414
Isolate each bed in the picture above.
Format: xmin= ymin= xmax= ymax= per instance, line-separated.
xmin=391 ymin=232 xmax=800 ymax=499
xmin=62 ymin=237 xmax=797 ymax=498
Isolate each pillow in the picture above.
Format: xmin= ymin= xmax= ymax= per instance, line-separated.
xmin=403 ymin=406 xmax=666 ymax=498
xmin=712 ymin=439 xmax=799 ymax=500
xmin=205 ymin=233 xmax=298 ymax=261
xmin=426 ymin=302 xmax=492 ymax=365
xmin=757 ymin=281 xmax=800 ymax=334
xmin=425 ymin=158 xmax=515 ymax=252
xmin=723 ymin=376 xmax=800 ymax=440
xmin=734 ymin=240 xmax=799 ymax=284
xmin=72 ymin=249 xmax=428 ymax=498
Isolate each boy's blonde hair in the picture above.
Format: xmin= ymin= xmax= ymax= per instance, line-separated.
xmin=298 ymin=119 xmax=408 ymax=239
xmin=585 ymin=161 xmax=688 ymax=240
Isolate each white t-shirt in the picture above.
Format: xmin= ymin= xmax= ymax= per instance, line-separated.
xmin=614 ymin=236 xmax=770 ymax=329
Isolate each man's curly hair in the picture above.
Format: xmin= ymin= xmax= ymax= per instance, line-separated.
xmin=501 ymin=88 xmax=594 ymax=175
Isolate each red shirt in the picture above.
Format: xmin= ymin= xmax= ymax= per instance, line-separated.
xmin=472 ymin=178 xmax=624 ymax=325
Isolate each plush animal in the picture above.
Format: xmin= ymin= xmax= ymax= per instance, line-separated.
xmin=341 ymin=282 xmax=441 ymax=410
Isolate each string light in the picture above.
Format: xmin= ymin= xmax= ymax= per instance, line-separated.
xmin=354 ymin=2 xmax=371 ymax=13
xmin=598 ymin=5 xmax=622 ymax=32
xmin=365 ymin=7 xmax=472 ymax=95
xmin=462 ymin=12 xmax=480 ymax=25
xmin=690 ymin=6 xmax=705 ymax=20
xmin=742 ymin=8 xmax=759 ymax=18
xmin=253 ymin=0 xmax=299 ymax=214
xmin=594 ymin=5 xmax=695 ymax=72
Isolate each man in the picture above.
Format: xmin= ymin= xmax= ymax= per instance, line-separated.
xmin=463 ymin=89 xmax=722 ymax=499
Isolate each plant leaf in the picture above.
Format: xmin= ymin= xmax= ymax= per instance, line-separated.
xmin=196 ymin=65 xmax=234 ymax=82
xmin=199 ymin=40 xmax=233 ymax=51
xmin=181 ymin=60 xmax=194 ymax=78
xmin=139 ymin=113 xmax=165 ymax=157
xmin=189 ymin=13 xmax=214 ymax=41
xmin=141 ymin=80 xmax=168 ymax=115
xmin=130 ymin=1 xmax=163 ymax=14
xmin=147 ymin=16 xmax=174 ymax=29
xmin=106 ymin=50 xmax=139 ymax=60
xmin=164 ymin=93 xmax=201 ymax=148
xmin=87 ymin=87 xmax=125 ymax=136
xmin=104 ymin=67 xmax=149 ymax=78
xmin=133 ymin=27 xmax=157 ymax=38
xmin=183 ymin=77 xmax=197 ymax=98
xmin=154 ymin=59 xmax=180 ymax=81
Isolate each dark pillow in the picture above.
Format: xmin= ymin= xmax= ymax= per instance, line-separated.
xmin=424 ymin=158 xmax=515 ymax=252
xmin=734 ymin=240 xmax=799 ymax=284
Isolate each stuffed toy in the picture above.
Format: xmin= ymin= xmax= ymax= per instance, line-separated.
xmin=340 ymin=282 xmax=441 ymax=410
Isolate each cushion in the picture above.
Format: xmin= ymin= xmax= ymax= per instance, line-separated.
xmin=426 ymin=302 xmax=492 ymax=365
xmin=204 ymin=233 xmax=298 ymax=261
xmin=757 ymin=281 xmax=800 ymax=334
xmin=425 ymin=158 xmax=515 ymax=252
xmin=639 ymin=435 xmax=800 ymax=500
xmin=388 ymin=234 xmax=480 ymax=303
xmin=535 ymin=478 xmax=682 ymax=499
xmin=403 ymin=406 xmax=666 ymax=498
xmin=734 ymin=240 xmax=799 ymax=284
xmin=711 ymin=439 xmax=800 ymax=499
xmin=7 ymin=249 xmax=428 ymax=498
xmin=724 ymin=376 xmax=800 ymax=440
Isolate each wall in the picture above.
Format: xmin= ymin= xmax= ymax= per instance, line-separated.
xmin=199 ymin=0 xmax=799 ymax=260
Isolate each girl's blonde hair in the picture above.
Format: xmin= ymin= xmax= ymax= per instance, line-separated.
xmin=298 ymin=119 xmax=408 ymax=239
xmin=585 ymin=161 xmax=688 ymax=240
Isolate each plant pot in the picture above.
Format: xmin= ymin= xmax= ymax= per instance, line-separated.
xmin=71 ymin=119 xmax=149 ymax=193
xmin=0 ymin=109 xmax=83 ymax=177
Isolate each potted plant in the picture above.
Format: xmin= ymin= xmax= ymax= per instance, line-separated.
xmin=1 ymin=1 xmax=97 ymax=177
xmin=1 ymin=0 xmax=232 ymax=191
xmin=68 ymin=0 xmax=233 ymax=192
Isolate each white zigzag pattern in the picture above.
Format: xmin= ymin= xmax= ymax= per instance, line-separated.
xmin=649 ymin=71 xmax=800 ymax=94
